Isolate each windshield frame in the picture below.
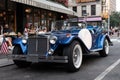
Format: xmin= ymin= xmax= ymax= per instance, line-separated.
xmin=51 ymin=20 xmax=86 ymax=31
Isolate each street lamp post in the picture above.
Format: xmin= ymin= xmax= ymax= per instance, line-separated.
xmin=107 ymin=0 xmax=110 ymax=36
xmin=102 ymin=0 xmax=110 ymax=36
xmin=108 ymin=12 xmax=110 ymax=36
xmin=84 ymin=13 xmax=89 ymax=27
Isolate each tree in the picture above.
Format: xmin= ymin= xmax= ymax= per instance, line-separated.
xmin=110 ymin=12 xmax=120 ymax=28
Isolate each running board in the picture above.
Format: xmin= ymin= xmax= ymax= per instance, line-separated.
xmin=90 ymin=48 xmax=102 ymax=52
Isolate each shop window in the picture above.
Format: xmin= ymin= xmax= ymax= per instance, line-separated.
xmin=0 ymin=0 xmax=6 ymax=10
xmin=41 ymin=10 xmax=47 ymax=27
xmin=0 ymin=12 xmax=5 ymax=25
xmin=24 ymin=7 xmax=57 ymax=32
xmin=47 ymin=11 xmax=55 ymax=31
xmin=7 ymin=12 xmax=15 ymax=31
xmin=25 ymin=7 xmax=33 ymax=28
xmin=34 ymin=9 xmax=40 ymax=28
xmin=0 ymin=1 xmax=16 ymax=32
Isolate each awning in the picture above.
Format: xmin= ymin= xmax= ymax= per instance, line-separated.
xmin=10 ymin=0 xmax=78 ymax=16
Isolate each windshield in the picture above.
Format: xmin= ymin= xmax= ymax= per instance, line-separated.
xmin=51 ymin=20 xmax=86 ymax=31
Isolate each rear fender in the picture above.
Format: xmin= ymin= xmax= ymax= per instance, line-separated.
xmin=98 ymin=34 xmax=112 ymax=49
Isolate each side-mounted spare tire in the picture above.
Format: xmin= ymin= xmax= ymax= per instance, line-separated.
xmin=13 ymin=45 xmax=31 ymax=68
xmin=63 ymin=41 xmax=83 ymax=72
xmin=99 ymin=39 xmax=109 ymax=57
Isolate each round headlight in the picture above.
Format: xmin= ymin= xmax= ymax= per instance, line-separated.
xmin=50 ymin=36 xmax=57 ymax=44
xmin=48 ymin=49 xmax=54 ymax=55
xmin=22 ymin=39 xmax=27 ymax=44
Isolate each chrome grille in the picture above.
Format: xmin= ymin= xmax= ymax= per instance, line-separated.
xmin=28 ymin=36 xmax=49 ymax=56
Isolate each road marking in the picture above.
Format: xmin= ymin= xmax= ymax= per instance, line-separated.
xmin=94 ymin=59 xmax=120 ymax=80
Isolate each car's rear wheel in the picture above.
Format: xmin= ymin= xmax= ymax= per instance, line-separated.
xmin=13 ymin=45 xmax=31 ymax=68
xmin=99 ymin=39 xmax=109 ymax=57
xmin=63 ymin=41 xmax=83 ymax=72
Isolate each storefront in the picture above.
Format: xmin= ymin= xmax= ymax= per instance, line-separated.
xmin=0 ymin=0 xmax=16 ymax=32
xmin=0 ymin=0 xmax=77 ymax=33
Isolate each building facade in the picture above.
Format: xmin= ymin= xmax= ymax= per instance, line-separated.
xmin=105 ymin=0 xmax=116 ymax=14
xmin=68 ymin=0 xmax=116 ymax=26
xmin=0 ymin=0 xmax=76 ymax=34
xmin=68 ymin=0 xmax=102 ymax=26
xmin=109 ymin=0 xmax=116 ymax=13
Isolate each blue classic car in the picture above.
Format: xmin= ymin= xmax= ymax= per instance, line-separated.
xmin=11 ymin=20 xmax=113 ymax=72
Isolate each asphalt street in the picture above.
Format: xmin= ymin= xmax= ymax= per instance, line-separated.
xmin=0 ymin=35 xmax=120 ymax=80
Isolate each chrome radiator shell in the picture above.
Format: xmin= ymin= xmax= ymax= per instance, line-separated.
xmin=27 ymin=35 xmax=49 ymax=56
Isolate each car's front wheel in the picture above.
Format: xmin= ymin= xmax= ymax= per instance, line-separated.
xmin=63 ymin=41 xmax=83 ymax=72
xmin=99 ymin=39 xmax=109 ymax=57
xmin=13 ymin=45 xmax=31 ymax=68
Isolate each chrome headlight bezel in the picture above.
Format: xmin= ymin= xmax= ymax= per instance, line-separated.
xmin=22 ymin=39 xmax=27 ymax=44
xmin=49 ymin=36 xmax=58 ymax=44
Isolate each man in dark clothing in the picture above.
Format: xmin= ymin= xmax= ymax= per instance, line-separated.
xmin=3 ymin=24 xmax=12 ymax=34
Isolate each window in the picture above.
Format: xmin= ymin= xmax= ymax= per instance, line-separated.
xmin=91 ymin=5 xmax=96 ymax=15
xmin=34 ymin=9 xmax=40 ymax=27
xmin=73 ymin=6 xmax=77 ymax=12
xmin=0 ymin=0 xmax=6 ymax=10
xmin=81 ymin=5 xmax=86 ymax=16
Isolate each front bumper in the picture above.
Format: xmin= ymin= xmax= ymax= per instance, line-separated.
xmin=8 ymin=54 xmax=68 ymax=63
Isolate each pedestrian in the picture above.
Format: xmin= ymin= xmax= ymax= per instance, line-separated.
xmin=0 ymin=25 xmax=3 ymax=35
xmin=3 ymin=24 xmax=12 ymax=34
xmin=3 ymin=24 xmax=13 ymax=50
xmin=0 ymin=26 xmax=3 ymax=45
xmin=17 ymin=32 xmax=23 ymax=38
xmin=117 ymin=30 xmax=120 ymax=37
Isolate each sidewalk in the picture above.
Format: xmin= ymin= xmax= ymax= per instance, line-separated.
xmin=110 ymin=32 xmax=120 ymax=42
xmin=110 ymin=32 xmax=120 ymax=39
xmin=0 ymin=51 xmax=14 ymax=67
xmin=0 ymin=58 xmax=13 ymax=67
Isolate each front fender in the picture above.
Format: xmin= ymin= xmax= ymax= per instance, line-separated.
xmin=59 ymin=36 xmax=75 ymax=44
xmin=13 ymin=38 xmax=27 ymax=54
xmin=57 ymin=36 xmax=90 ymax=54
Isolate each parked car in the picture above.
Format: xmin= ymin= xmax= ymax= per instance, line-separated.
xmin=10 ymin=20 xmax=113 ymax=72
